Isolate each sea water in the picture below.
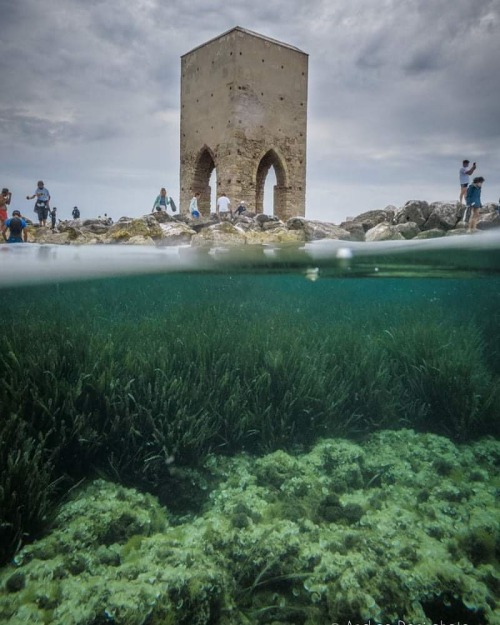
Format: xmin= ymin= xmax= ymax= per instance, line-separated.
xmin=0 ymin=235 xmax=499 ymax=625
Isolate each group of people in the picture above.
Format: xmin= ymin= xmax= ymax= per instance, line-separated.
xmin=459 ymin=160 xmax=486 ymax=233
xmin=0 ymin=180 xmax=84 ymax=243
xmin=153 ymin=187 xmax=249 ymax=220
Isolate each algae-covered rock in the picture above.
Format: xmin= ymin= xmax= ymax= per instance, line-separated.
xmin=106 ymin=216 xmax=163 ymax=242
xmin=191 ymin=221 xmax=247 ymax=247
xmin=414 ymin=228 xmax=446 ymax=239
xmin=0 ymin=432 xmax=499 ymax=625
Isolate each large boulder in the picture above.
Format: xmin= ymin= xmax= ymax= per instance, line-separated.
xmin=105 ymin=216 xmax=163 ymax=242
xmin=422 ymin=202 xmax=461 ymax=231
xmin=286 ymin=217 xmax=351 ymax=241
xmin=477 ymin=206 xmax=500 ymax=230
xmin=157 ymin=222 xmax=197 ymax=246
xmin=245 ymin=227 xmax=305 ymax=245
xmin=365 ymin=223 xmax=404 ymax=242
xmin=395 ymin=201 xmax=431 ymax=227
xmin=190 ymin=222 xmax=247 ymax=247
xmin=338 ymin=221 xmax=365 ymax=241
xmin=395 ymin=222 xmax=420 ymax=240
xmin=349 ymin=208 xmax=395 ymax=232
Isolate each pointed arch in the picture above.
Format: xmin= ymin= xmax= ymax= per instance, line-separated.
xmin=192 ymin=145 xmax=216 ymax=215
xmin=255 ymin=148 xmax=288 ymax=217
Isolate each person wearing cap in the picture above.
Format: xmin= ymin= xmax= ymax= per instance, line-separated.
xmin=27 ymin=180 xmax=51 ymax=226
xmin=459 ymin=160 xmax=476 ymax=205
xmin=2 ymin=210 xmax=28 ymax=243
xmin=72 ymin=206 xmax=80 ymax=219
xmin=235 ymin=201 xmax=247 ymax=216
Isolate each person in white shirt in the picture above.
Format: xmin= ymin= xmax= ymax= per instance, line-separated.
xmin=189 ymin=192 xmax=200 ymax=218
xmin=216 ymin=192 xmax=231 ymax=220
xmin=459 ymin=159 xmax=476 ymax=204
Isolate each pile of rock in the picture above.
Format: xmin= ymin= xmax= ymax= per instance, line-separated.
xmin=22 ymin=200 xmax=500 ymax=246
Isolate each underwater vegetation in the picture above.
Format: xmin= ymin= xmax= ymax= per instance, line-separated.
xmin=0 ymin=430 xmax=499 ymax=625
xmin=0 ymin=273 xmax=499 ymax=570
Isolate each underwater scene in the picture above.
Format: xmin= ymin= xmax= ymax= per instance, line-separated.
xmin=0 ymin=237 xmax=499 ymax=625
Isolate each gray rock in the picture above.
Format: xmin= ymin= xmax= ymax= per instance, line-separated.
xmin=338 ymin=221 xmax=365 ymax=241
xmin=191 ymin=222 xmax=247 ymax=247
xmin=255 ymin=213 xmax=278 ymax=225
xmin=414 ymin=229 xmax=446 ymax=239
xmin=423 ymin=202 xmax=461 ymax=231
xmin=262 ymin=219 xmax=285 ymax=231
xmin=395 ymin=222 xmax=420 ymax=240
xmin=350 ymin=209 xmax=395 ymax=232
xmin=395 ymin=200 xmax=431 ymax=227
xmin=287 ymin=217 xmax=351 ymax=241
xmin=157 ymin=222 xmax=197 ymax=245
xmin=365 ymin=223 xmax=404 ymax=241
xmin=477 ymin=211 xmax=500 ymax=230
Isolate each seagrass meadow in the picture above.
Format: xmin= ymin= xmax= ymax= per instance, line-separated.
xmin=0 ymin=241 xmax=500 ymax=625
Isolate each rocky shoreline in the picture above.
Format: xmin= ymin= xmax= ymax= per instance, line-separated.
xmin=17 ymin=200 xmax=500 ymax=246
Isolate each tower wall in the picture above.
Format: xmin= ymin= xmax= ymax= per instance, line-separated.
xmin=180 ymin=28 xmax=308 ymax=220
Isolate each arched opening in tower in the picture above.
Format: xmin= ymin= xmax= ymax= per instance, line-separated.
xmin=255 ymin=150 xmax=287 ymax=219
xmin=192 ymin=147 xmax=216 ymax=216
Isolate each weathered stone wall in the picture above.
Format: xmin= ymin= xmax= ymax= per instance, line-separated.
xmin=180 ymin=27 xmax=308 ymax=220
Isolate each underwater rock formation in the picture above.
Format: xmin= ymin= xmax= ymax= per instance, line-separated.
xmin=0 ymin=430 xmax=499 ymax=625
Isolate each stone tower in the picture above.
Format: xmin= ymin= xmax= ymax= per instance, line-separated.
xmin=180 ymin=27 xmax=308 ymax=220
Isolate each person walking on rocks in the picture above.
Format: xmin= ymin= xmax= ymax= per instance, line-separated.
xmin=459 ymin=160 xmax=476 ymax=205
xmin=465 ymin=176 xmax=485 ymax=233
xmin=217 ymin=192 xmax=231 ymax=220
xmin=27 ymin=180 xmax=51 ymax=226
xmin=72 ymin=206 xmax=80 ymax=219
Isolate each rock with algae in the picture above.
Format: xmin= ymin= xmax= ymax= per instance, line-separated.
xmin=0 ymin=430 xmax=499 ymax=625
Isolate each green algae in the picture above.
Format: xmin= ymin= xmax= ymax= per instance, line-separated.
xmin=1 ymin=430 xmax=498 ymax=625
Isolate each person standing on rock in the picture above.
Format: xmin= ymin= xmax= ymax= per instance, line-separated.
xmin=152 ymin=188 xmax=177 ymax=214
xmin=27 ymin=180 xmax=50 ymax=226
xmin=217 ymin=192 xmax=231 ymax=220
xmin=0 ymin=188 xmax=12 ymax=226
xmin=72 ymin=206 xmax=80 ymax=219
xmin=189 ymin=192 xmax=200 ymax=218
xmin=465 ymin=176 xmax=485 ymax=233
xmin=459 ymin=160 xmax=476 ymax=205
xmin=50 ymin=206 xmax=57 ymax=230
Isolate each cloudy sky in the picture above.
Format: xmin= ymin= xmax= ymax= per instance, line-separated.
xmin=2 ymin=0 xmax=499 ymax=223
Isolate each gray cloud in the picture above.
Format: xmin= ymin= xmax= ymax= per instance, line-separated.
xmin=1 ymin=0 xmax=499 ymax=222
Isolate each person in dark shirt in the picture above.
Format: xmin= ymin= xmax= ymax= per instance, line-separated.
xmin=2 ymin=210 xmax=28 ymax=243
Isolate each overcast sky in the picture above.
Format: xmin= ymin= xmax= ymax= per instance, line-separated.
xmin=2 ymin=0 xmax=499 ymax=223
